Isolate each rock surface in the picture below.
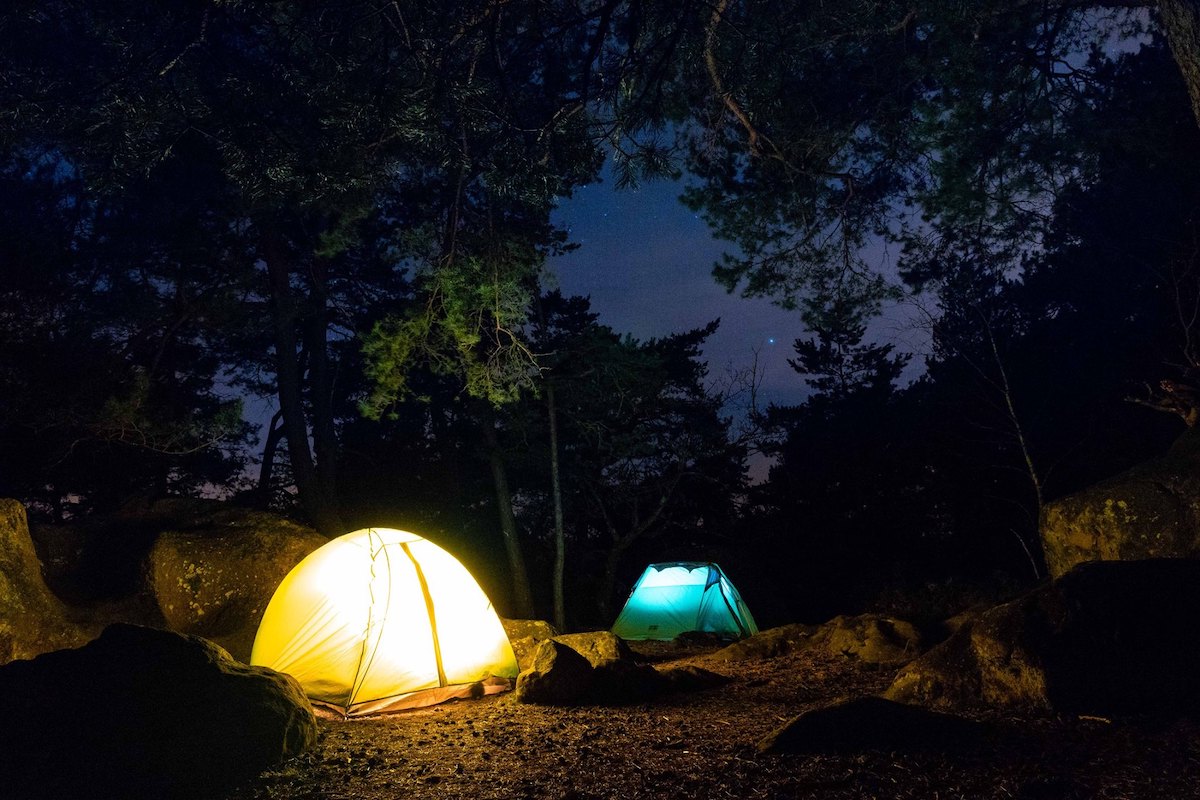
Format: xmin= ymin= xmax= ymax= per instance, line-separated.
xmin=758 ymin=695 xmax=992 ymax=754
xmin=0 ymin=499 xmax=87 ymax=664
xmin=5 ymin=497 xmax=328 ymax=666
xmin=549 ymin=631 xmax=653 ymax=703
xmin=713 ymin=615 xmax=921 ymax=665
xmin=514 ymin=632 xmax=728 ymax=705
xmin=811 ymin=614 xmax=923 ymax=664
xmin=656 ymin=663 xmax=732 ymax=693
xmin=502 ymin=618 xmax=560 ymax=641
xmin=501 ymin=618 xmax=560 ymax=671
xmin=709 ymin=623 xmax=818 ymax=661
xmin=0 ymin=623 xmax=316 ymax=799
xmin=147 ymin=509 xmax=326 ymax=660
xmin=1040 ymin=428 xmax=1200 ymax=577
xmin=30 ymin=499 xmax=192 ymax=603
xmin=887 ymin=559 xmax=1200 ymax=715
xmin=514 ymin=639 xmax=596 ymax=704
xmin=552 ymin=630 xmax=635 ymax=667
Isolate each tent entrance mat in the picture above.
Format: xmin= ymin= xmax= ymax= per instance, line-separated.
xmin=311 ymin=676 xmax=513 ymax=719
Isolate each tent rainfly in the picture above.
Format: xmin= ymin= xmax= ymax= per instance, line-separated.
xmin=611 ymin=561 xmax=758 ymax=641
xmin=250 ymin=527 xmax=518 ymax=717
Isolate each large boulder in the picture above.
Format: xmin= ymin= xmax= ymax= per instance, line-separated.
xmin=712 ymin=615 xmax=921 ymax=665
xmin=887 ymin=559 xmax=1200 ymax=715
xmin=514 ymin=639 xmax=595 ymax=704
xmin=514 ymin=632 xmax=726 ymax=705
xmin=758 ymin=696 xmax=992 ymax=754
xmin=0 ymin=499 xmax=87 ymax=664
xmin=502 ymin=618 xmax=559 ymax=641
xmin=0 ymin=623 xmax=316 ymax=799
xmin=1040 ymin=428 xmax=1200 ymax=577
xmin=146 ymin=508 xmax=326 ymax=660
xmin=552 ymin=630 xmax=635 ymax=668
xmin=553 ymin=631 xmax=664 ymax=703
xmin=23 ymin=498 xmax=326 ymax=661
xmin=501 ymin=618 xmax=559 ymax=672
xmin=29 ymin=498 xmax=217 ymax=604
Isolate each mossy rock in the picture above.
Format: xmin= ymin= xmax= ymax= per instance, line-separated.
xmin=0 ymin=499 xmax=88 ymax=664
xmin=551 ymin=631 xmax=634 ymax=668
xmin=514 ymin=639 xmax=595 ymax=705
xmin=501 ymin=618 xmax=560 ymax=672
xmin=887 ymin=559 xmax=1200 ymax=715
xmin=1040 ymin=427 xmax=1200 ymax=577
xmin=147 ymin=512 xmax=326 ymax=661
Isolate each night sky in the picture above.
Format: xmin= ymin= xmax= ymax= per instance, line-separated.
xmin=551 ymin=172 xmax=810 ymax=413
xmin=551 ymin=171 xmax=929 ymax=416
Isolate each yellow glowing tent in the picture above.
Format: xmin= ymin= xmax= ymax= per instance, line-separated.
xmin=250 ymin=527 xmax=518 ymax=717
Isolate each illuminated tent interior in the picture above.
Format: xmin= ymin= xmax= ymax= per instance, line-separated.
xmin=250 ymin=527 xmax=519 ymax=717
xmin=611 ymin=562 xmax=759 ymax=641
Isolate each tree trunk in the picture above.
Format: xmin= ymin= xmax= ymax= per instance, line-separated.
xmin=599 ymin=536 xmax=631 ymax=622
xmin=480 ymin=417 xmax=536 ymax=618
xmin=262 ymin=232 xmax=343 ymax=536
xmin=304 ymin=258 xmax=341 ymax=529
xmin=981 ymin=319 xmax=1043 ymax=581
xmin=1160 ymin=0 xmax=1200 ymax=131
xmin=256 ymin=409 xmax=285 ymax=507
xmin=547 ymin=381 xmax=567 ymax=631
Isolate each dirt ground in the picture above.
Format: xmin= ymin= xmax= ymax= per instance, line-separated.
xmin=227 ymin=643 xmax=1200 ymax=800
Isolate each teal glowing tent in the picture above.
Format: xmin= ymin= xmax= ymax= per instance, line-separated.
xmin=611 ymin=562 xmax=758 ymax=641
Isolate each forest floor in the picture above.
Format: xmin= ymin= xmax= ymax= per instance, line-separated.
xmin=227 ymin=642 xmax=1200 ymax=800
